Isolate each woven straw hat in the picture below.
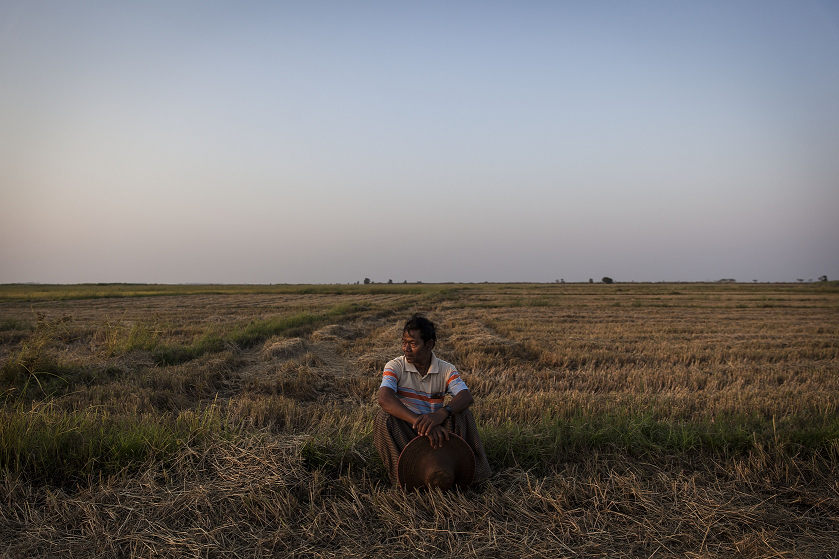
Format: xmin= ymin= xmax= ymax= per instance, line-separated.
xmin=397 ymin=433 xmax=475 ymax=490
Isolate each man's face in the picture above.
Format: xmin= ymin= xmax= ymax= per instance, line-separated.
xmin=402 ymin=329 xmax=434 ymax=365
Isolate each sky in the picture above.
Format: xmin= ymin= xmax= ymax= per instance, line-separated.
xmin=1 ymin=1 xmax=838 ymax=284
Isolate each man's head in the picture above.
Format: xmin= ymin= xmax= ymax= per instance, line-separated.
xmin=402 ymin=314 xmax=436 ymax=365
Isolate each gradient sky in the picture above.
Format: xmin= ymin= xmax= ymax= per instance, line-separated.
xmin=2 ymin=1 xmax=838 ymax=284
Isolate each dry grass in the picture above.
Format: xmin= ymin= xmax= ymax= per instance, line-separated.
xmin=3 ymin=438 xmax=836 ymax=558
xmin=1 ymin=282 xmax=838 ymax=557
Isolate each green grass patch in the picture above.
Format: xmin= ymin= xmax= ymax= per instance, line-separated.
xmin=0 ymin=401 xmax=230 ymax=486
xmin=151 ymin=334 xmax=228 ymax=366
xmin=229 ymin=312 xmax=324 ymax=348
xmin=151 ymin=303 xmax=375 ymax=365
xmin=480 ymin=412 xmax=839 ymax=473
xmin=301 ymin=432 xmax=379 ymax=479
xmin=0 ymin=283 xmax=452 ymax=301
xmin=152 ymin=311 xmax=328 ymax=365
xmin=0 ymin=317 xmax=34 ymax=332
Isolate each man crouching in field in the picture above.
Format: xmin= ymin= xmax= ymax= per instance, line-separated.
xmin=374 ymin=314 xmax=491 ymax=486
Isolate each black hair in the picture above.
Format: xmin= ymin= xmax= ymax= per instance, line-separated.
xmin=402 ymin=313 xmax=436 ymax=343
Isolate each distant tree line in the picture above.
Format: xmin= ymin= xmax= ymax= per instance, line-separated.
xmin=363 ymin=278 xmax=414 ymax=284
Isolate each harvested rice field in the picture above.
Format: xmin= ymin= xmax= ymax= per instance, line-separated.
xmin=1 ymin=282 xmax=838 ymax=558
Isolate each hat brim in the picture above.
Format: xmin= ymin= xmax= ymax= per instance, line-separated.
xmin=397 ymin=433 xmax=476 ymax=491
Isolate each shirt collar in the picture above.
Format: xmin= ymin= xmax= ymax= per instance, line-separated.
xmin=404 ymin=352 xmax=439 ymax=375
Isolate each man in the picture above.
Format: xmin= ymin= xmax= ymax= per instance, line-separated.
xmin=374 ymin=314 xmax=491 ymax=486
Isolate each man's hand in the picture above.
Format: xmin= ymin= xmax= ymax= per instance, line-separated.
xmin=412 ymin=409 xmax=447 ymax=437
xmin=424 ymin=424 xmax=451 ymax=449
xmin=413 ymin=410 xmax=451 ymax=448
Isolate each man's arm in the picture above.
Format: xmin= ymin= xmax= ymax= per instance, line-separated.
xmin=413 ymin=389 xmax=473 ymax=433
xmin=378 ymin=386 xmax=420 ymax=424
xmin=447 ymin=388 xmax=474 ymax=415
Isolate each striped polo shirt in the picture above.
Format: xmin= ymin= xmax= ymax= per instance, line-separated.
xmin=380 ymin=353 xmax=469 ymax=415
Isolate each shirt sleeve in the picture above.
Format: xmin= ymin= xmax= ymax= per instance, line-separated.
xmin=380 ymin=359 xmax=399 ymax=392
xmin=445 ymin=368 xmax=468 ymax=396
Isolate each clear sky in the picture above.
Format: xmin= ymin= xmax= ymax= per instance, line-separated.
xmin=2 ymin=1 xmax=837 ymax=284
